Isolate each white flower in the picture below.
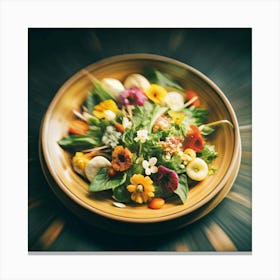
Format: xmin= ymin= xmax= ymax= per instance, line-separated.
xmin=104 ymin=110 xmax=116 ymax=121
xmin=134 ymin=129 xmax=149 ymax=143
xmin=124 ymin=73 xmax=150 ymax=90
xmin=142 ymin=157 xmax=158 ymax=175
xmin=122 ymin=116 xmax=132 ymax=129
xmin=165 ymin=91 xmax=185 ymax=111
xmin=101 ymin=78 xmax=125 ymax=98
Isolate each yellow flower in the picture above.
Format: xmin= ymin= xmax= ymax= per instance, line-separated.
xmin=127 ymin=174 xmax=155 ymax=204
xmin=168 ymin=110 xmax=185 ymax=125
xmin=144 ymin=84 xmax=167 ymax=104
xmin=72 ymin=152 xmax=91 ymax=176
xmin=93 ymin=99 xmax=119 ymax=119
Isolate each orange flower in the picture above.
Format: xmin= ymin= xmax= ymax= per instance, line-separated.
xmin=127 ymin=174 xmax=155 ymax=204
xmin=144 ymin=84 xmax=167 ymax=104
xmin=111 ymin=145 xmax=132 ymax=171
xmin=93 ymin=99 xmax=119 ymax=119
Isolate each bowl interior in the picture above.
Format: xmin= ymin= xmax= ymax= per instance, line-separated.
xmin=41 ymin=54 xmax=239 ymax=223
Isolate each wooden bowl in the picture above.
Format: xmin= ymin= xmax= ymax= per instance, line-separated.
xmin=40 ymin=54 xmax=241 ymax=223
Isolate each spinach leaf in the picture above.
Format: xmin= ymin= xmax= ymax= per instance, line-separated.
xmin=89 ymin=168 xmax=127 ymax=192
xmin=174 ymin=174 xmax=189 ymax=204
xmin=112 ymin=185 xmax=131 ymax=202
xmin=145 ymin=68 xmax=183 ymax=90
xmin=58 ymin=135 xmax=100 ymax=151
xmin=154 ymin=184 xmax=173 ymax=199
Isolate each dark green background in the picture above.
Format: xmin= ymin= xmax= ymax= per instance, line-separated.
xmin=28 ymin=28 xmax=252 ymax=251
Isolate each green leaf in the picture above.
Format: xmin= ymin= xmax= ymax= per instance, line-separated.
xmin=174 ymin=174 xmax=189 ymax=204
xmin=86 ymin=91 xmax=100 ymax=113
xmin=112 ymin=185 xmax=131 ymax=203
xmin=93 ymin=82 xmax=117 ymax=102
xmin=58 ymin=135 xmax=100 ymax=151
xmin=154 ymin=185 xmax=173 ymax=199
xmin=89 ymin=169 xmax=127 ymax=192
xmin=188 ymin=107 xmax=209 ymax=126
xmin=198 ymin=144 xmax=218 ymax=164
xmin=145 ymin=68 xmax=183 ymax=90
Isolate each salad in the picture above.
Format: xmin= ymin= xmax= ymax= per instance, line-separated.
xmin=58 ymin=68 xmax=231 ymax=209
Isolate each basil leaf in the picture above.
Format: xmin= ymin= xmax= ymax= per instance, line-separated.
xmin=58 ymin=135 xmax=100 ymax=151
xmin=89 ymin=169 xmax=127 ymax=192
xmin=174 ymin=174 xmax=189 ymax=204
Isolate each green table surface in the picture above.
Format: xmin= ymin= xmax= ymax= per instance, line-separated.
xmin=28 ymin=28 xmax=252 ymax=252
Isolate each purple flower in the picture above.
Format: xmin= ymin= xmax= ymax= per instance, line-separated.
xmin=118 ymin=87 xmax=147 ymax=106
xmin=156 ymin=165 xmax=179 ymax=192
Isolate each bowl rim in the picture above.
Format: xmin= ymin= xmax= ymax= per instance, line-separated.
xmin=41 ymin=53 xmax=241 ymax=223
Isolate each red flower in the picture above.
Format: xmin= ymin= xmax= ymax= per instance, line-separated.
xmin=182 ymin=125 xmax=204 ymax=152
xmin=156 ymin=166 xmax=179 ymax=192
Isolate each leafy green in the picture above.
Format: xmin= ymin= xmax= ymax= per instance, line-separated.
xmin=89 ymin=168 xmax=127 ymax=192
xmin=174 ymin=174 xmax=189 ymax=204
xmin=154 ymin=184 xmax=173 ymax=199
xmin=188 ymin=107 xmax=209 ymax=126
xmin=157 ymin=154 xmax=185 ymax=174
xmin=145 ymin=68 xmax=183 ymax=90
xmin=112 ymin=185 xmax=131 ymax=202
xmin=92 ymin=82 xmax=117 ymax=102
xmin=58 ymin=135 xmax=101 ymax=151
xmin=86 ymin=91 xmax=100 ymax=113
xmin=198 ymin=144 xmax=218 ymax=164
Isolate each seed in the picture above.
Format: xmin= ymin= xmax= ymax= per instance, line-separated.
xmin=113 ymin=202 xmax=126 ymax=208
xmin=148 ymin=198 xmax=165 ymax=209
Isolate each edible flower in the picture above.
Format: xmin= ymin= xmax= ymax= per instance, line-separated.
xmin=134 ymin=129 xmax=149 ymax=143
xmin=168 ymin=110 xmax=185 ymax=125
xmin=111 ymin=145 xmax=132 ymax=171
xmin=118 ymin=87 xmax=147 ymax=106
xmin=165 ymin=91 xmax=185 ymax=111
xmin=142 ymin=157 xmax=158 ymax=176
xmin=104 ymin=110 xmax=116 ymax=121
xmin=156 ymin=166 xmax=179 ymax=192
xmin=122 ymin=116 xmax=132 ymax=129
xmin=144 ymin=84 xmax=167 ymax=104
xmin=72 ymin=152 xmax=91 ymax=176
xmin=93 ymin=100 xmax=119 ymax=119
xmin=102 ymin=126 xmax=121 ymax=148
xmin=177 ymin=148 xmax=196 ymax=165
xmin=126 ymin=174 xmax=155 ymax=204
xmin=153 ymin=115 xmax=171 ymax=132
xmin=182 ymin=124 xmax=204 ymax=152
